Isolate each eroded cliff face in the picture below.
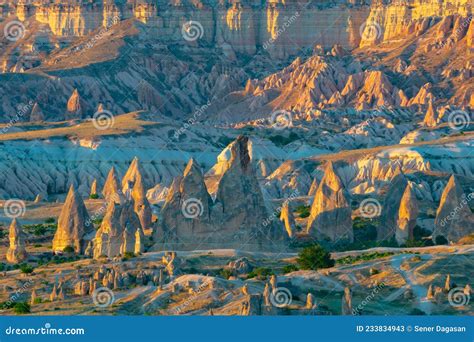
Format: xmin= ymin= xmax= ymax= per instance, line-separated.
xmin=360 ymin=0 xmax=472 ymax=47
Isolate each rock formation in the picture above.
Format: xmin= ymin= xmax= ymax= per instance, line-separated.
xmin=66 ymin=89 xmax=84 ymax=118
xmin=377 ymin=170 xmax=408 ymax=241
xmin=423 ymin=100 xmax=438 ymax=127
xmin=30 ymin=289 xmax=37 ymax=305
xmin=102 ymin=167 xmax=123 ymax=204
xmin=279 ymin=201 xmax=295 ymax=238
xmin=433 ymin=175 xmax=474 ymax=243
xmin=90 ymin=179 xmax=98 ymax=197
xmin=341 ymin=287 xmax=352 ymax=315
xmin=396 ymin=184 xmax=419 ymax=245
xmin=444 ymin=275 xmax=452 ymax=292
xmin=6 ymin=219 xmax=28 ymax=263
xmin=122 ymin=158 xmax=152 ymax=230
xmin=52 ymin=185 xmax=93 ymax=253
xmin=306 ymin=293 xmax=316 ymax=309
xmin=93 ymin=200 xmax=142 ymax=259
xmin=306 ymin=162 xmax=353 ymax=244
xmin=29 ymin=102 xmax=44 ymax=122
xmin=308 ymin=178 xmax=319 ymax=197
xmin=154 ymin=136 xmax=286 ymax=250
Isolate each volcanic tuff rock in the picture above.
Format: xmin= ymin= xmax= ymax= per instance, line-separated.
xmin=52 ymin=185 xmax=93 ymax=253
xmin=433 ymin=175 xmax=474 ymax=243
xmin=156 ymin=158 xmax=213 ymax=244
xmin=6 ymin=219 xmax=28 ymax=263
xmin=93 ymin=200 xmax=142 ymax=259
xmin=102 ymin=166 xmax=124 ymax=204
xmin=396 ymin=184 xmax=419 ymax=245
xmin=306 ymin=161 xmax=353 ymax=244
xmin=377 ymin=170 xmax=408 ymax=241
xmin=29 ymin=102 xmax=44 ymax=122
xmin=66 ymin=89 xmax=85 ymax=118
xmin=279 ymin=201 xmax=295 ymax=239
xmin=154 ymin=136 xmax=287 ymax=250
xmin=122 ymin=158 xmax=152 ymax=230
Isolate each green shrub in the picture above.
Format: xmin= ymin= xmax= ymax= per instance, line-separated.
xmin=247 ymin=267 xmax=274 ymax=280
xmin=63 ymin=246 xmax=75 ymax=253
xmin=219 ymin=269 xmax=233 ymax=279
xmin=295 ymin=205 xmax=311 ymax=218
xmin=19 ymin=264 xmax=34 ymax=274
xmin=435 ymin=235 xmax=448 ymax=245
xmin=45 ymin=217 xmax=56 ymax=224
xmin=297 ymin=244 xmax=335 ymax=270
xmin=13 ymin=302 xmax=30 ymax=314
xmin=282 ymin=264 xmax=299 ymax=274
xmin=89 ymin=194 xmax=99 ymax=199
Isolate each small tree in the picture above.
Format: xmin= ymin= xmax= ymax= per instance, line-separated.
xmin=19 ymin=264 xmax=34 ymax=274
xmin=14 ymin=302 xmax=31 ymax=314
xmin=296 ymin=244 xmax=334 ymax=270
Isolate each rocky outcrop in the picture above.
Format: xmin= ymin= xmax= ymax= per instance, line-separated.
xmin=93 ymin=200 xmax=142 ymax=259
xmin=90 ymin=179 xmax=98 ymax=197
xmin=66 ymin=89 xmax=84 ymax=118
xmin=423 ymin=100 xmax=438 ymax=127
xmin=122 ymin=158 xmax=152 ymax=230
xmin=433 ymin=175 xmax=474 ymax=243
xmin=306 ymin=162 xmax=353 ymax=244
xmin=377 ymin=170 xmax=408 ymax=241
xmin=341 ymin=287 xmax=352 ymax=315
xmin=52 ymin=185 xmax=93 ymax=253
xmin=280 ymin=201 xmax=295 ymax=239
xmin=6 ymin=219 xmax=28 ymax=263
xmin=29 ymin=102 xmax=44 ymax=122
xmin=154 ymin=136 xmax=286 ymax=250
xmin=396 ymin=184 xmax=419 ymax=245
xmin=102 ymin=167 xmax=123 ymax=204
xmin=308 ymin=178 xmax=319 ymax=197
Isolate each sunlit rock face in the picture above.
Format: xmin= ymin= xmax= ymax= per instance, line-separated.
xmin=52 ymin=185 xmax=93 ymax=254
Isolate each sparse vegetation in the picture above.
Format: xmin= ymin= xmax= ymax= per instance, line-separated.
xmin=247 ymin=267 xmax=274 ymax=280
xmin=337 ymin=251 xmax=395 ymax=265
xmin=282 ymin=264 xmax=299 ymax=274
xmin=295 ymin=205 xmax=311 ymax=218
xmin=219 ymin=268 xmax=233 ymax=279
xmin=13 ymin=302 xmax=31 ymax=314
xmin=89 ymin=194 xmax=99 ymax=199
xmin=19 ymin=263 xmax=34 ymax=274
xmin=296 ymin=244 xmax=335 ymax=270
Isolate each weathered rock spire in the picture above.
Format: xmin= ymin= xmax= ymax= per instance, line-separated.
xmin=306 ymin=162 xmax=353 ymax=244
xmin=396 ymin=184 xmax=419 ymax=245
xmin=6 ymin=219 xmax=28 ymax=263
xmin=102 ymin=167 xmax=123 ymax=204
xmin=52 ymin=185 xmax=92 ymax=253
